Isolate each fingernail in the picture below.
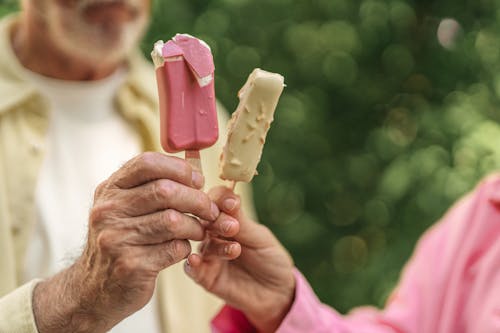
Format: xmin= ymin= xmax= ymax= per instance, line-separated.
xmin=224 ymin=244 xmax=235 ymax=255
xmin=211 ymin=202 xmax=220 ymax=219
xmin=224 ymin=198 xmax=237 ymax=211
xmin=221 ymin=219 xmax=235 ymax=233
xmin=192 ymin=171 xmax=204 ymax=188
xmin=184 ymin=260 xmax=192 ymax=274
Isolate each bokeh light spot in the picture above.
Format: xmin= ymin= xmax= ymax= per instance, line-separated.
xmin=321 ymin=21 xmax=360 ymax=54
xmin=348 ymin=153 xmax=379 ymax=187
xmin=332 ymin=236 xmax=368 ymax=274
xmin=360 ymin=1 xmax=389 ymax=24
xmin=475 ymin=29 xmax=500 ymax=66
xmin=437 ymin=18 xmax=462 ymax=50
xmin=267 ymin=182 xmax=305 ymax=224
xmin=384 ymin=107 xmax=418 ymax=146
xmin=225 ymin=46 xmax=261 ymax=78
xmin=323 ymin=52 xmax=358 ymax=86
xmin=364 ymin=199 xmax=390 ymax=227
xmin=379 ymin=157 xmax=412 ymax=201
xmin=327 ymin=194 xmax=361 ymax=226
xmin=279 ymin=94 xmax=306 ymax=127
xmin=390 ymin=2 xmax=416 ymax=32
xmin=382 ymin=44 xmax=414 ymax=78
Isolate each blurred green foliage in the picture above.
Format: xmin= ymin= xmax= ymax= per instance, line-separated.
xmin=3 ymin=0 xmax=500 ymax=314
xmin=0 ymin=0 xmax=16 ymax=17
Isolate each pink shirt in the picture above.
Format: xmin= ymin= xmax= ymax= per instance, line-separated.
xmin=212 ymin=175 xmax=500 ymax=333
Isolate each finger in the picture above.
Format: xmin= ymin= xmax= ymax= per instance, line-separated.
xmin=121 ymin=209 xmax=205 ymax=245
xmin=200 ymin=237 xmax=241 ymax=260
xmin=110 ymin=152 xmax=204 ymax=189
xmin=208 ymin=186 xmax=275 ymax=247
xmin=145 ymin=239 xmax=192 ymax=271
xmin=187 ymin=253 xmax=203 ymax=267
xmin=184 ymin=254 xmax=203 ymax=281
xmin=208 ymin=186 xmax=241 ymax=215
xmin=184 ymin=253 xmax=224 ymax=289
xmin=116 ymin=179 xmax=219 ymax=220
xmin=205 ymin=212 xmax=240 ymax=238
xmin=112 ymin=240 xmax=192 ymax=278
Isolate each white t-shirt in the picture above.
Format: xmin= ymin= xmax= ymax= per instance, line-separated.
xmin=21 ymin=68 xmax=162 ymax=333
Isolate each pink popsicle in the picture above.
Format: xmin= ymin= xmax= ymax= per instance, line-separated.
xmin=152 ymin=34 xmax=218 ymax=170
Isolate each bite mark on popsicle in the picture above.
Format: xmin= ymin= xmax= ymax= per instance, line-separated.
xmin=151 ymin=34 xmax=219 ymax=175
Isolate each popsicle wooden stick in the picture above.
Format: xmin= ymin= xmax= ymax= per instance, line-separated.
xmin=185 ymin=150 xmax=203 ymax=175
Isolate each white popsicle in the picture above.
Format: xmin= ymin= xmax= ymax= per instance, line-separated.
xmin=220 ymin=68 xmax=285 ymax=183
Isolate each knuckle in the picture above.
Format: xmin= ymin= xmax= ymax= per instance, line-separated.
xmin=89 ymin=201 xmax=120 ymax=227
xmin=93 ymin=181 xmax=107 ymax=199
xmin=156 ymin=179 xmax=177 ymax=200
xmin=164 ymin=209 xmax=180 ymax=233
xmin=114 ymin=257 xmax=138 ymax=277
xmin=137 ymin=151 xmax=157 ymax=167
xmin=89 ymin=203 xmax=109 ymax=227
xmin=131 ymin=152 xmax=156 ymax=175
xmin=96 ymin=231 xmax=114 ymax=253
xmin=89 ymin=207 xmax=104 ymax=227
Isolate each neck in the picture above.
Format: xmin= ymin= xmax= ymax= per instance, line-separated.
xmin=11 ymin=12 xmax=122 ymax=81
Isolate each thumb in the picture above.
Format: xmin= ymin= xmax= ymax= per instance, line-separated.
xmin=184 ymin=254 xmax=225 ymax=292
xmin=184 ymin=254 xmax=205 ymax=284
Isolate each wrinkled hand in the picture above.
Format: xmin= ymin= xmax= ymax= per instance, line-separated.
xmin=184 ymin=186 xmax=295 ymax=333
xmin=33 ymin=152 xmax=219 ymax=333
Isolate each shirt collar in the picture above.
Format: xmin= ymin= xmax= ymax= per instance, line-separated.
xmin=0 ymin=15 xmax=37 ymax=113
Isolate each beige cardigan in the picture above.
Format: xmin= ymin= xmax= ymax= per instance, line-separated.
xmin=0 ymin=15 xmax=255 ymax=333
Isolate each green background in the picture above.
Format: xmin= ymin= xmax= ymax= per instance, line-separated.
xmin=3 ymin=0 xmax=500 ymax=313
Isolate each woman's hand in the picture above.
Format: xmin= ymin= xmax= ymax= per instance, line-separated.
xmin=184 ymin=186 xmax=295 ymax=333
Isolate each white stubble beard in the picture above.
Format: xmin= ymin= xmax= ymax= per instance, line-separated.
xmin=44 ymin=0 xmax=149 ymax=67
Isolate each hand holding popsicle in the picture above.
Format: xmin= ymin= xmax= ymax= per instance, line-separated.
xmin=151 ymin=34 xmax=218 ymax=174
xmin=32 ymin=153 xmax=218 ymax=333
xmin=184 ymin=187 xmax=295 ymax=333
xmin=184 ymin=70 xmax=288 ymax=331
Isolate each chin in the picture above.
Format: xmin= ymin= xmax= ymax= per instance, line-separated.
xmin=46 ymin=3 xmax=149 ymax=67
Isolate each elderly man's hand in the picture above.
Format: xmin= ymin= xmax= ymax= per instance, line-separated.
xmin=32 ymin=152 xmax=219 ymax=333
xmin=184 ymin=186 xmax=296 ymax=333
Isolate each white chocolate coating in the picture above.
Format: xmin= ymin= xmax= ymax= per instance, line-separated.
xmin=220 ymin=68 xmax=284 ymax=182
xmin=151 ymin=37 xmax=213 ymax=87
xmin=151 ymin=40 xmax=165 ymax=68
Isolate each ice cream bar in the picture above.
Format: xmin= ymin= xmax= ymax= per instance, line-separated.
xmin=151 ymin=34 xmax=218 ymax=158
xmin=220 ymin=68 xmax=284 ymax=183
